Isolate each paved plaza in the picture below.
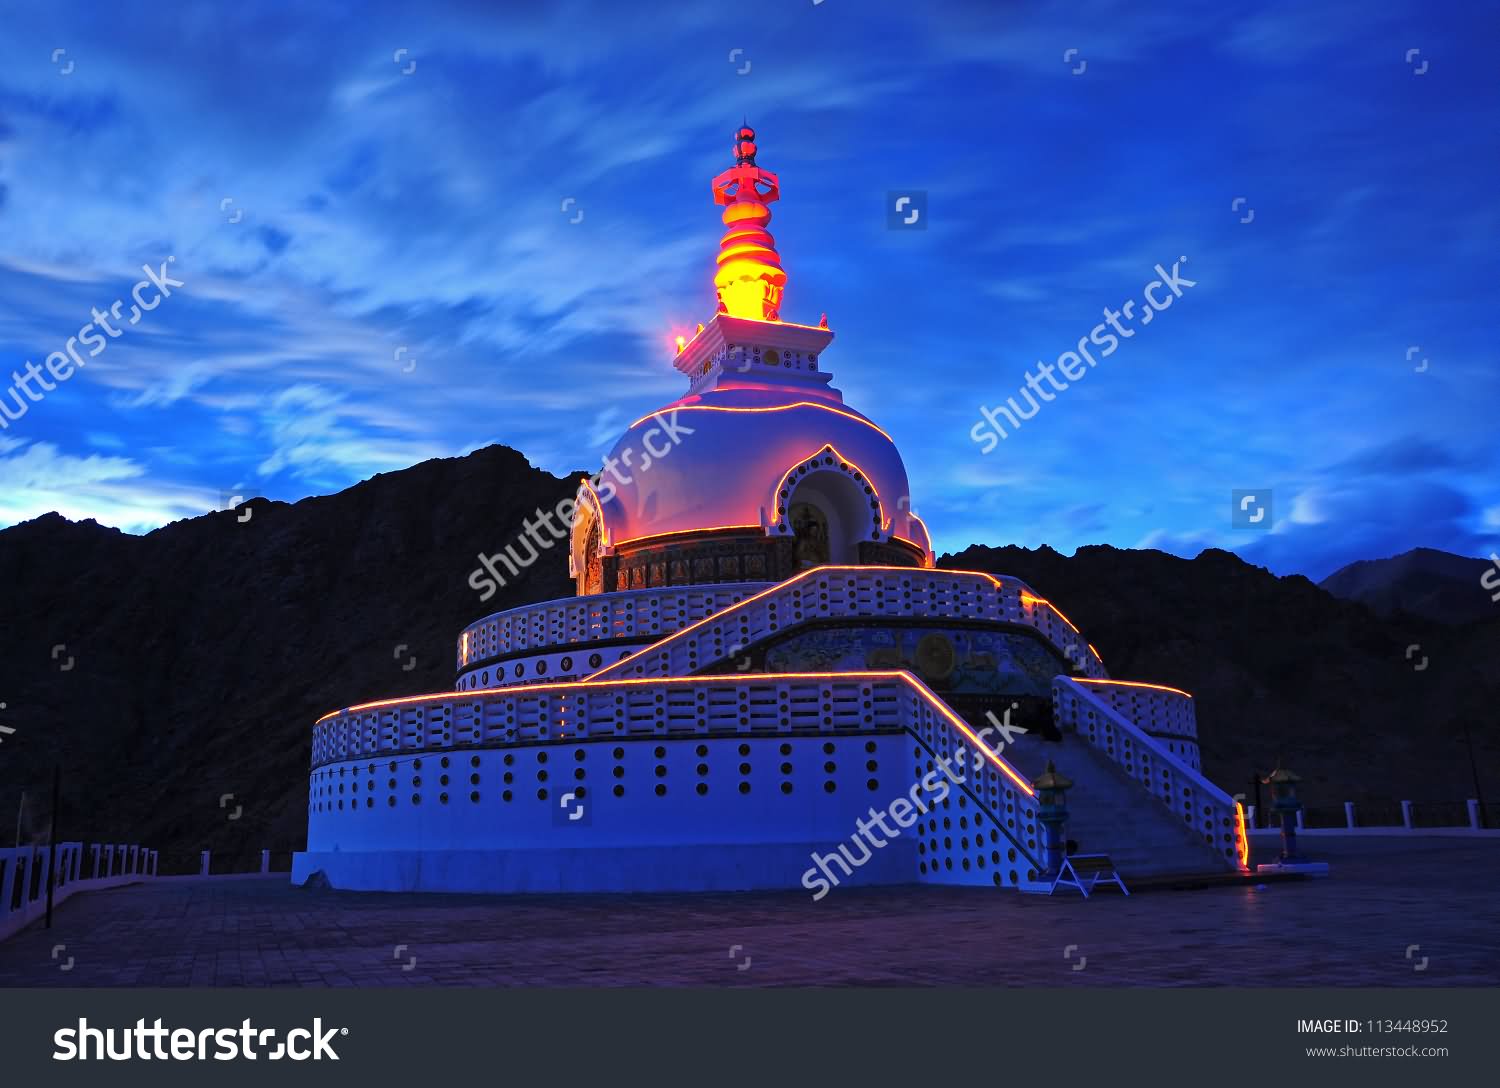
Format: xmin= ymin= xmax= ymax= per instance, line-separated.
xmin=1 ymin=836 xmax=1496 ymax=986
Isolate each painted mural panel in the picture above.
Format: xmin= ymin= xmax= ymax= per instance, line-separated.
xmin=763 ymin=625 xmax=1068 ymax=697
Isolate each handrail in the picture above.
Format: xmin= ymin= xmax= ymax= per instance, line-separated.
xmin=457 ymin=581 xmax=772 ymax=670
xmin=1053 ymin=677 xmax=1248 ymax=870
xmin=1 ymin=842 xmax=157 ymax=942
xmin=584 ymin=565 xmax=1108 ymax=684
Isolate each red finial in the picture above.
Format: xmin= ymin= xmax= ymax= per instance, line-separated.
xmin=735 ymin=124 xmax=757 ymax=165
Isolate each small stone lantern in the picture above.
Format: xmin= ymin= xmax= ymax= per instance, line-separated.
xmin=1034 ymin=760 xmax=1073 ymax=877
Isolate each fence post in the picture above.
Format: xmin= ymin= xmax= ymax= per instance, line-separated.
xmin=0 ymin=854 xmax=14 ymax=919
xmin=1469 ymin=800 xmax=1482 ymax=831
xmin=199 ymin=850 xmax=211 ymax=876
xmin=1247 ymin=805 xmax=1256 ymax=829
xmin=1343 ymin=802 xmax=1356 ymax=829
xmin=1401 ymin=800 xmax=1413 ymax=829
xmin=1295 ymin=809 xmax=1304 ymax=831
xmin=260 ymin=849 xmax=271 ymax=874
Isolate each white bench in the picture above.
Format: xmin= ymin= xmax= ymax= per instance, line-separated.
xmin=1049 ymin=853 xmax=1129 ymax=898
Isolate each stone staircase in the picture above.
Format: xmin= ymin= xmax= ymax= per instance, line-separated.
xmin=1005 ymin=732 xmax=1230 ymax=879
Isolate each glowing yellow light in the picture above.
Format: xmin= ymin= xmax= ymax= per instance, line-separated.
xmin=1235 ymin=802 xmax=1251 ymax=870
xmin=675 ymin=335 xmax=687 ymax=353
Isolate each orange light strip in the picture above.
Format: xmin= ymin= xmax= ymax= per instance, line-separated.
xmin=1017 ymin=593 xmax=1083 ymax=637
xmin=628 ymin=401 xmax=894 ymax=443
xmin=1074 ymin=677 xmax=1194 ymax=700
xmin=902 ymin=672 xmax=1036 ymax=797
xmin=312 ymin=667 xmax=1034 ymax=794
xmin=575 ymin=479 xmax=608 ymax=546
xmin=1234 ymin=802 xmax=1251 ymax=870
xmin=589 ymin=564 xmax=1002 ymax=680
xmin=1087 ymin=643 xmax=1102 ymax=665
xmin=768 ymin=443 xmax=887 ymax=535
xmin=613 ymin=524 xmax=764 ymax=548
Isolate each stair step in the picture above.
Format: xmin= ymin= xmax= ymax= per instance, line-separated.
xmin=1001 ymin=732 xmax=1230 ymax=877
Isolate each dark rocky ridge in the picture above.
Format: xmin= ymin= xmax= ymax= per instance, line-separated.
xmin=1 ymin=447 xmax=1494 ymax=864
xmin=943 ymin=544 xmax=1499 ymax=817
xmin=1319 ymin=546 xmax=1500 ymax=624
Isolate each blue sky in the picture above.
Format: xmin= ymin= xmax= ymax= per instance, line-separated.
xmin=0 ymin=0 xmax=1496 ymax=581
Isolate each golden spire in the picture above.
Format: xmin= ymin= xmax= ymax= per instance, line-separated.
xmin=711 ymin=125 xmax=787 ymax=322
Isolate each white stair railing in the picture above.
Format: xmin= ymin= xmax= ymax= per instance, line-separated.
xmin=1053 ymin=677 xmax=1248 ymax=872
xmin=585 ymin=566 xmax=1107 ymax=684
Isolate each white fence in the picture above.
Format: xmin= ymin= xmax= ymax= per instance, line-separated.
xmin=0 ymin=842 xmax=157 ymax=942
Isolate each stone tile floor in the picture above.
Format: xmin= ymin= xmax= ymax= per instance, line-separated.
xmin=1 ymin=837 xmax=1495 ymax=986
